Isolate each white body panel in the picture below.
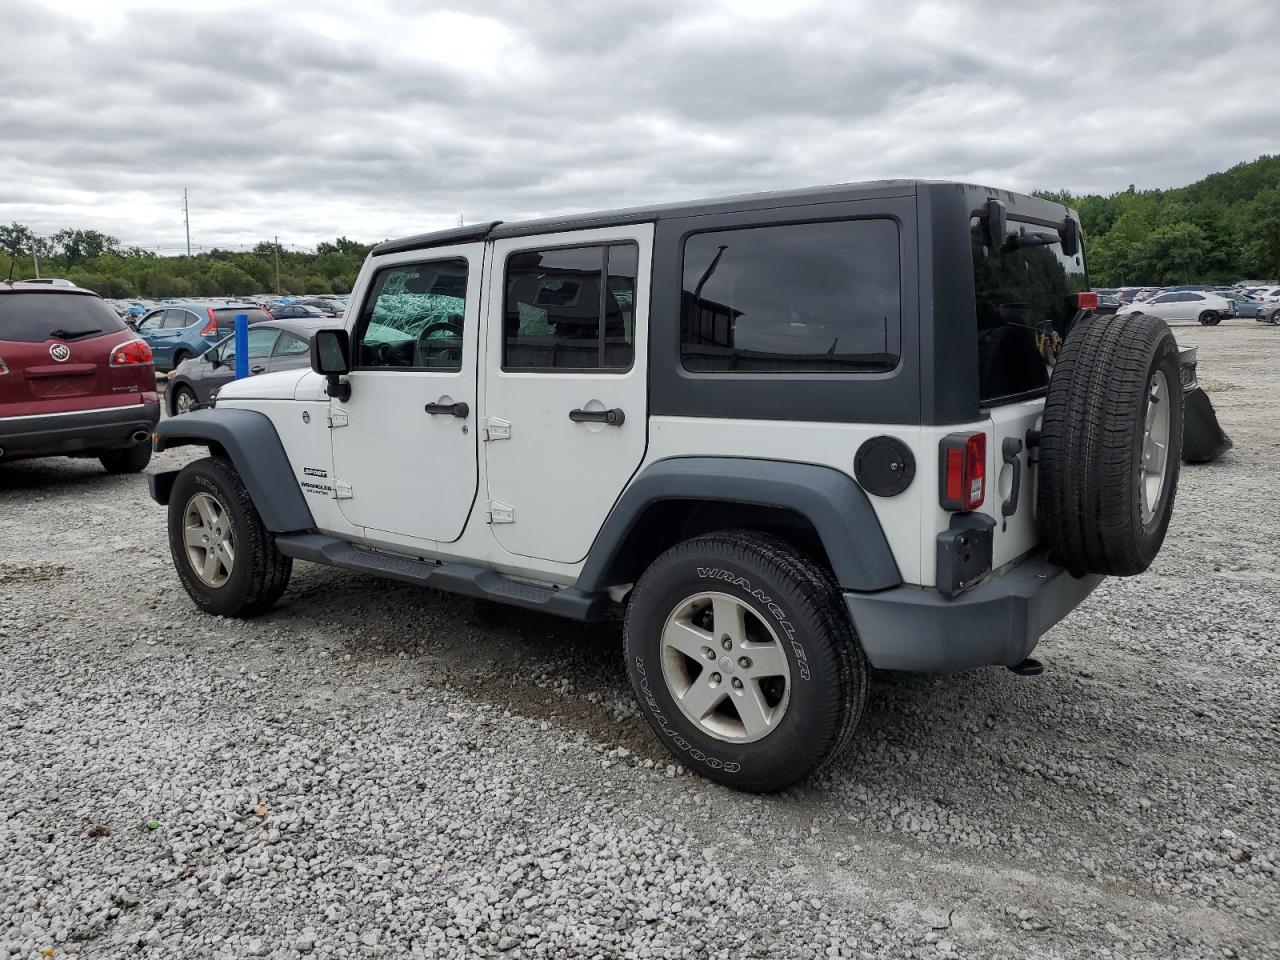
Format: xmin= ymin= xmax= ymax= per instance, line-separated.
xmin=482 ymin=225 xmax=653 ymax=564
xmin=987 ymin=400 xmax=1042 ymax=570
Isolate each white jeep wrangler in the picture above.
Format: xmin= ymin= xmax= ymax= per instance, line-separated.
xmin=150 ymin=181 xmax=1183 ymax=791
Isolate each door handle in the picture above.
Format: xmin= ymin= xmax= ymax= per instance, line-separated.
xmin=424 ymin=400 xmax=470 ymax=418
xmin=1000 ymin=436 xmax=1023 ymax=531
xmin=569 ymin=407 xmax=625 ymax=426
xmin=250 ymin=365 xmax=266 ymax=374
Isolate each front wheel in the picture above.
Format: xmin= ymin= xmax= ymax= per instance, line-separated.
xmin=166 ymin=456 xmax=291 ymax=617
xmin=624 ymin=531 xmax=868 ymax=792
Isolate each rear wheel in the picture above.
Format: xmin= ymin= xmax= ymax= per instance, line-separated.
xmin=1198 ymin=311 xmax=1220 ymax=326
xmin=166 ymin=456 xmax=291 ymax=617
xmin=99 ymin=444 xmax=152 ymax=474
xmin=1039 ymin=312 xmax=1183 ymax=576
xmin=171 ymin=384 xmax=197 ymax=416
xmin=624 ymin=530 xmax=867 ymax=792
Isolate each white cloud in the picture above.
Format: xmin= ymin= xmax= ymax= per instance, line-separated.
xmin=0 ymin=0 xmax=1275 ymax=250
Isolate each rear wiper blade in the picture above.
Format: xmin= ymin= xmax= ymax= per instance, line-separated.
xmin=1004 ymin=232 xmax=1058 ymax=251
xmin=49 ymin=327 xmax=102 ymax=340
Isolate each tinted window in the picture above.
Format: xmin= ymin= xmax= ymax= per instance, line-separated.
xmin=503 ymin=243 xmax=637 ymax=371
xmin=273 ymin=331 xmax=311 ymax=356
xmin=971 ymin=217 xmax=1087 ymax=404
xmin=214 ymin=307 xmax=273 ymax=328
xmin=680 ymin=220 xmax=900 ymax=374
xmin=0 ymin=292 xmax=131 ymax=343
xmin=1150 ymin=294 xmax=1175 ymax=304
xmin=162 ymin=309 xmax=194 ymax=329
xmin=352 ymin=259 xmax=468 ymax=370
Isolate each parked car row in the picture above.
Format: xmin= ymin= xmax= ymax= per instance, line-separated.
xmin=1099 ymin=282 xmax=1280 ymax=325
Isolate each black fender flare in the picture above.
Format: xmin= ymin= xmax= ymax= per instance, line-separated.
xmin=575 ymin=457 xmax=901 ymax=593
xmin=148 ymin=408 xmax=315 ymax=533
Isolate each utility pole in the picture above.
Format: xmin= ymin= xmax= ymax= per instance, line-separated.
xmin=33 ymin=251 xmax=40 ymax=278
xmin=183 ymin=188 xmax=191 ymax=257
xmin=274 ymin=235 xmax=281 ymax=294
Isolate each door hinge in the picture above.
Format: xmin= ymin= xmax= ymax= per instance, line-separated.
xmin=484 ymin=417 xmax=511 ymax=441
xmin=327 ymin=409 xmax=349 ymax=428
xmin=332 ymin=479 xmax=353 ymax=500
xmin=487 ymin=500 xmax=515 ymax=524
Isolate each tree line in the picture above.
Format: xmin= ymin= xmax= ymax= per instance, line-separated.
xmin=0 ymin=224 xmax=373 ymax=299
xmin=1039 ymin=154 xmax=1280 ymax=287
xmin=3 ymin=155 xmax=1278 ymax=297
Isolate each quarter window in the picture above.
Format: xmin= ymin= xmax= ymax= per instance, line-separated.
xmin=680 ymin=220 xmax=900 ymax=373
xmin=502 ymin=243 xmax=638 ymax=371
xmin=351 ymin=259 xmax=469 ymax=371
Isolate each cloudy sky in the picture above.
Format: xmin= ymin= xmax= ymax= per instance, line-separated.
xmin=1 ymin=0 xmax=1276 ymax=252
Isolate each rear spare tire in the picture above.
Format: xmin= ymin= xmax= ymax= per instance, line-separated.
xmin=1038 ymin=312 xmax=1183 ymax=576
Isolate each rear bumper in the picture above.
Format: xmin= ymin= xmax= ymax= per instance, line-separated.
xmin=0 ymin=402 xmax=161 ymax=458
xmin=846 ymin=550 xmax=1103 ymax=672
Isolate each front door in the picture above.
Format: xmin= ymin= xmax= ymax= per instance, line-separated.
xmin=483 ymin=226 xmax=652 ymax=563
xmin=329 ymin=245 xmax=482 ymax=543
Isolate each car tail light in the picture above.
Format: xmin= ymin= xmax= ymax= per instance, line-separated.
xmin=1075 ymin=292 xmax=1098 ymax=311
xmin=201 ymin=307 xmax=219 ymax=336
xmin=110 ymin=338 xmax=154 ymax=367
xmin=0 ymin=356 xmax=8 ymax=376
xmin=939 ymin=432 xmax=986 ymax=512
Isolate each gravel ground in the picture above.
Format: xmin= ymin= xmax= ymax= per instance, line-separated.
xmin=2 ymin=318 xmax=1278 ymax=959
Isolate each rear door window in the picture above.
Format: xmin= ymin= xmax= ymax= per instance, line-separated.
xmin=971 ymin=217 xmax=1087 ymax=404
xmin=0 ymin=292 xmax=130 ymax=343
xmin=162 ymin=309 xmax=193 ymax=329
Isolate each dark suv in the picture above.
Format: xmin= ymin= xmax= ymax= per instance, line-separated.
xmin=0 ymin=281 xmax=160 ymax=472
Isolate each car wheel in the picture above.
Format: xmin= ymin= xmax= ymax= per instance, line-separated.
xmin=99 ymin=443 xmax=152 ymax=474
xmin=624 ymin=530 xmax=868 ymax=793
xmin=166 ymin=456 xmax=292 ymax=617
xmin=1038 ymin=312 xmax=1183 ymax=576
xmin=1198 ymin=311 xmax=1220 ymax=326
xmin=171 ymin=349 xmax=192 ymax=368
xmin=171 ymin=384 xmax=198 ymax=416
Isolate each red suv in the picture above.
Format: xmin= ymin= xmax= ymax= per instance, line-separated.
xmin=0 ymin=281 xmax=160 ymax=472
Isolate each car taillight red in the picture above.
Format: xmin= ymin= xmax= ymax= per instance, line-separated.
xmin=201 ymin=307 xmax=219 ymax=336
xmin=1075 ymin=291 xmax=1098 ymax=311
xmin=0 ymin=356 xmax=9 ymax=376
xmin=939 ymin=432 xmax=986 ymax=512
xmin=110 ymin=338 xmax=154 ymax=367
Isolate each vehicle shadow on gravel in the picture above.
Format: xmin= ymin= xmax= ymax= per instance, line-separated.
xmin=0 ymin=458 xmax=123 ymax=493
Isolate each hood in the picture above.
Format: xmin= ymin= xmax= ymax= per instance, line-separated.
xmin=216 ymin=368 xmax=310 ymax=402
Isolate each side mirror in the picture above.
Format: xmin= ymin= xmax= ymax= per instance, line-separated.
xmin=310 ymin=328 xmax=352 ymax=401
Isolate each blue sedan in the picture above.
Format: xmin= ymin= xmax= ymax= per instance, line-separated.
xmin=134 ymin=303 xmax=274 ymax=372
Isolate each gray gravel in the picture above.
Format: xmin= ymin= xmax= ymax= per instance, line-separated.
xmin=2 ymin=318 xmax=1278 ymax=959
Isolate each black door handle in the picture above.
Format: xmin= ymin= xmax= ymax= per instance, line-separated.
xmin=569 ymin=407 xmax=625 ymax=426
xmin=424 ymin=400 xmax=469 ymax=418
xmin=250 ymin=365 xmax=266 ymax=374
xmin=1001 ymin=436 xmax=1023 ymax=530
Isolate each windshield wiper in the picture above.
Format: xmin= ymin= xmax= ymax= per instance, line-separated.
xmin=48 ymin=327 xmax=102 ymax=340
xmin=1003 ymin=232 xmax=1059 ymax=251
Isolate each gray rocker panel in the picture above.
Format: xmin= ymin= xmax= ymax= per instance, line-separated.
xmin=576 ymin=456 xmax=902 ymax=593
xmin=148 ymin=408 xmax=315 ymax=533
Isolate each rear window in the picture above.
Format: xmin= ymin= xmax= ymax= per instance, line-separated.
xmin=971 ymin=217 xmax=1087 ymax=404
xmin=213 ymin=307 xmax=273 ymax=328
xmin=0 ymin=292 xmax=130 ymax=343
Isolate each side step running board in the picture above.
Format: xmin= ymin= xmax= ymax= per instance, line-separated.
xmin=274 ymin=533 xmax=611 ymax=621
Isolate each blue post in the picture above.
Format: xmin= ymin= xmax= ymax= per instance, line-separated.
xmin=234 ymin=313 xmax=249 ymax=380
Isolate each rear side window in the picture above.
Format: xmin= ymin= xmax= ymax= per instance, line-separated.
xmin=503 ymin=243 xmax=638 ymax=371
xmin=162 ymin=309 xmax=194 ymax=329
xmin=971 ymin=217 xmax=1087 ymax=404
xmin=680 ymin=220 xmax=901 ymax=374
xmin=0 ymin=292 xmax=130 ymax=343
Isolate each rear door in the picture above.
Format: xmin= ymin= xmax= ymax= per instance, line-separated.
xmin=483 ymin=226 xmax=651 ymax=563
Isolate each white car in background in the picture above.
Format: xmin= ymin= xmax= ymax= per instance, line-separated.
xmin=1118 ymin=290 xmax=1236 ymax=326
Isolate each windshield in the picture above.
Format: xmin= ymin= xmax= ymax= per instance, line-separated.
xmin=0 ymin=292 xmax=130 ymax=343
xmin=971 ymin=217 xmax=1088 ymax=404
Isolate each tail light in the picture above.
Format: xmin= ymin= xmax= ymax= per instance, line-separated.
xmin=200 ymin=307 xmax=219 ymax=336
xmin=110 ymin=338 xmax=154 ymax=367
xmin=1075 ymin=292 xmax=1098 ymax=311
xmin=939 ymin=432 xmax=986 ymax=511
xmin=0 ymin=357 xmax=8 ymax=376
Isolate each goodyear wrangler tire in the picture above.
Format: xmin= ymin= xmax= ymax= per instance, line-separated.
xmin=167 ymin=456 xmax=292 ymax=617
xmin=1038 ymin=312 xmax=1183 ymax=576
xmin=623 ymin=530 xmax=867 ymax=792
